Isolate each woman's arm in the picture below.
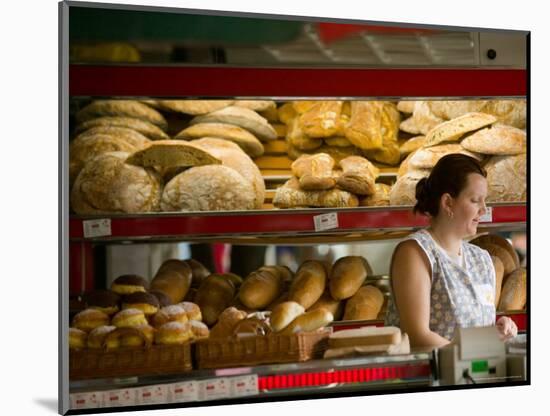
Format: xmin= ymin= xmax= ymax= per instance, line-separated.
xmin=391 ymin=240 xmax=450 ymax=348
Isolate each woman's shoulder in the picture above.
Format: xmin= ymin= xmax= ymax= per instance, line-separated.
xmin=464 ymin=240 xmax=492 ymax=261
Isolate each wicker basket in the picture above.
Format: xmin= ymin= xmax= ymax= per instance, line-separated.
xmin=69 ymin=343 xmax=193 ymax=380
xmin=195 ymin=329 xmax=331 ymax=369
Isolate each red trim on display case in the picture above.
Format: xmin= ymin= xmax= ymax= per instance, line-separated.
xmin=69 ymin=65 xmax=526 ymax=98
xmin=69 ymin=205 xmax=525 ymax=240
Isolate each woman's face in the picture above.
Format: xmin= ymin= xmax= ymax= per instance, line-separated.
xmin=450 ymin=173 xmax=488 ymax=237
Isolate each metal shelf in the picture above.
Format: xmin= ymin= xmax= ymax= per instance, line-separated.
xmin=69 ymin=203 xmax=526 ymax=243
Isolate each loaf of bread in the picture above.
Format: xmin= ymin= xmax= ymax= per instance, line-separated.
xmin=195 ymin=275 xmax=236 ymax=326
xmin=189 ymin=137 xmax=265 ymax=208
xmin=190 ymin=106 xmax=277 ymax=141
xmin=470 ymin=234 xmax=520 ymax=272
xmin=328 ymin=326 xmax=401 ymax=348
xmin=270 ymin=301 xmax=305 ymax=332
xmin=184 ymin=259 xmax=211 ymax=288
xmin=343 ymin=285 xmax=384 ymax=321
xmin=74 ymin=126 xmax=151 ymax=149
xmin=69 ymin=134 xmax=140 ymax=187
xmin=491 ymin=256 xmax=505 ymax=307
xmin=278 ymin=102 xmax=298 ymax=125
xmin=498 ymin=268 xmax=527 ymax=311
xmin=325 ymin=136 xmax=353 ymax=147
xmin=307 ymin=291 xmax=344 ymax=321
xmin=75 ymin=116 xmax=171 ymax=141
xmin=76 ymin=100 xmax=168 ymax=130
xmin=397 ymin=101 xmax=418 ymax=114
xmin=209 ymin=307 xmax=248 ymax=338
xmin=399 ymin=135 xmax=426 ymax=159
xmin=126 ymin=140 xmax=221 ymax=169
xmin=389 ymin=170 xmax=429 ymax=206
xmin=330 ymin=256 xmax=370 ymax=300
xmin=174 ymin=122 xmax=264 ymax=157
xmin=288 ymin=260 xmax=327 ymax=309
xmin=287 ymin=117 xmax=323 ymax=150
xmin=160 ymin=165 xmax=256 ymax=212
xmin=359 ymin=183 xmax=391 ymax=207
xmin=238 ymin=268 xmax=284 ymax=310
xmin=336 ymin=156 xmax=378 ymax=195
xmin=424 ymin=112 xmax=497 ymax=147
xmin=71 ymin=152 xmax=162 ymax=214
xmin=460 ymin=124 xmax=526 ymax=155
xmin=235 ymin=100 xmax=276 ymax=112
xmin=485 ymin=154 xmax=527 ymax=202
xmin=156 ymin=100 xmax=234 ymax=115
xmin=280 ymin=308 xmax=334 ymax=335
xmin=150 ymin=259 xmax=192 ymax=304
xmin=363 ymin=141 xmax=401 ymax=166
xmin=345 ymin=101 xmax=399 ymax=151
xmin=291 ymin=153 xmax=336 ymax=191
xmin=273 ymin=177 xmax=359 ymax=208
xmin=287 ymin=141 xmax=360 ymax=163
xmin=298 ymin=101 xmax=343 ymax=138
xmin=399 ymin=101 xmax=445 ymax=135
xmin=408 ymin=143 xmax=483 ymax=169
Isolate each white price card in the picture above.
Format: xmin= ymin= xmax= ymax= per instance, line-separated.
xmin=104 ymin=388 xmax=137 ymax=408
xmin=170 ymin=381 xmax=199 ymax=403
xmin=479 ymin=207 xmax=493 ymax=223
xmin=199 ymin=378 xmax=231 ymax=401
xmin=83 ymin=218 xmax=112 ymax=238
xmin=139 ymin=385 xmax=168 ymax=405
xmin=313 ymin=212 xmax=339 ymax=232
xmin=231 ymin=374 xmax=259 ymax=397
xmin=70 ymin=392 xmax=103 ymax=409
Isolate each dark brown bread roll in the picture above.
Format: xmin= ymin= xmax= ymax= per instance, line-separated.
xmin=121 ymin=292 xmax=160 ymax=316
xmin=150 ymin=259 xmax=192 ymax=304
xmin=82 ymin=290 xmax=121 ymax=316
xmin=111 ymin=274 xmax=149 ymax=295
xmin=184 ymin=259 xmax=211 ymax=289
xmin=195 ymin=275 xmax=236 ymax=326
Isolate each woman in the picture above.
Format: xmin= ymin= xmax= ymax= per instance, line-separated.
xmin=385 ymin=154 xmax=518 ymax=348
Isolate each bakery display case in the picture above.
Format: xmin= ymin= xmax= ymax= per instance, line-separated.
xmin=60 ymin=2 xmax=528 ymax=414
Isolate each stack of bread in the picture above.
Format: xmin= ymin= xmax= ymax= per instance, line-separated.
xmin=324 ymin=326 xmax=410 ymax=358
xmin=470 ymin=233 xmax=527 ymax=311
xmin=390 ymin=108 xmax=527 ymax=206
xmin=69 ymin=258 xmax=211 ymax=351
xmin=273 ymin=153 xmax=391 ymax=208
xmin=279 ymin=100 xmax=401 ymax=166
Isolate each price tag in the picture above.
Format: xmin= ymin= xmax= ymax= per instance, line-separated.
xmin=104 ymin=388 xmax=137 ymax=408
xmin=83 ymin=218 xmax=112 ymax=238
xmin=139 ymin=385 xmax=168 ymax=405
xmin=479 ymin=207 xmax=493 ymax=223
xmin=170 ymin=381 xmax=199 ymax=403
xmin=70 ymin=392 xmax=102 ymax=409
xmin=313 ymin=212 xmax=339 ymax=232
xmin=231 ymin=374 xmax=259 ymax=397
xmin=199 ymin=378 xmax=230 ymax=401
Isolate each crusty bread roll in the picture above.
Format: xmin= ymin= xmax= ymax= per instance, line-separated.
xmin=343 ymin=285 xmax=384 ymax=321
xmin=188 ymin=320 xmax=210 ymax=340
xmin=491 ymin=256 xmax=505 ymax=307
xmin=399 ymin=135 xmax=426 ymax=159
xmin=75 ymin=116 xmax=170 ymax=141
xmin=330 ymin=256 xmax=370 ymax=300
xmin=175 ymin=123 xmax=265 ymax=158
xmin=73 ymin=126 xmax=151 ymax=149
xmin=287 ymin=141 xmax=360 ymax=163
xmin=190 ymin=106 xmax=277 ymax=141
xmin=87 ymin=325 xmax=117 ymax=349
xmin=359 ymin=183 xmax=391 ymax=207
xmin=337 ymin=156 xmax=378 ymax=196
xmin=287 ymin=117 xmax=323 ymax=150
xmin=235 ymin=100 xmax=276 ymax=112
xmin=209 ymin=307 xmax=248 ymax=338
xmin=288 ymin=260 xmax=327 ymax=309
xmin=121 ymin=292 xmax=160 ymax=316
xmin=188 ymin=137 xmax=265 ymax=208
xmin=125 ymin=140 xmax=221 ymax=170
xmin=82 ymin=290 xmax=120 ymax=316
xmin=111 ymin=274 xmax=149 ymax=295
xmin=155 ymin=322 xmax=193 ymax=345
xmin=399 ymin=101 xmax=444 ymax=136
xmin=111 ymin=308 xmax=148 ymax=328
xmin=389 ymin=170 xmax=429 ymax=206
xmin=498 ymin=268 xmax=527 ymax=311
xmin=408 ymin=144 xmax=483 ymax=170
xmin=273 ymin=177 xmax=359 ymax=208
xmin=72 ymin=309 xmax=110 ymax=332
xmin=69 ymin=327 xmax=88 ymax=350
xmin=345 ymin=101 xmax=399 ymax=151
xmin=150 ymin=259 xmax=192 ymax=304
xmin=238 ymin=268 xmax=284 ymax=310
xmin=424 ymin=112 xmax=497 ymax=147
xmin=397 ymin=101 xmax=418 ymax=114
xmin=177 ymin=301 xmax=202 ymax=322
xmin=270 ymin=301 xmax=305 ymax=332
xmin=298 ymin=101 xmax=343 ymax=138
xmin=291 ymin=153 xmax=336 ymax=191
xmin=280 ymin=308 xmax=334 ymax=335
xmin=151 ymin=305 xmax=188 ymax=328
xmin=161 ymin=165 xmax=257 ymax=212
xmin=184 ymin=259 xmax=211 ymax=289
xmin=71 ymin=152 xmax=162 ymax=214
xmin=76 ymin=100 xmax=168 ymax=130
xmin=485 ymin=154 xmax=527 ymax=203
xmin=308 ymin=291 xmax=344 ymax=321
xmin=195 ymin=275 xmax=236 ymax=326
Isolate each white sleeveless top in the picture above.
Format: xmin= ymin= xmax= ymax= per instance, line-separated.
xmin=385 ymin=229 xmax=496 ymax=340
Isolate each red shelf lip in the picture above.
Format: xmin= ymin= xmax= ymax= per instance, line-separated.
xmin=68 ymin=204 xmax=526 ymax=240
xmin=69 ymin=65 xmax=526 ymax=97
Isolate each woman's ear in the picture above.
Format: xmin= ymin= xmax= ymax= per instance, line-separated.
xmin=440 ymin=193 xmax=454 ymax=216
